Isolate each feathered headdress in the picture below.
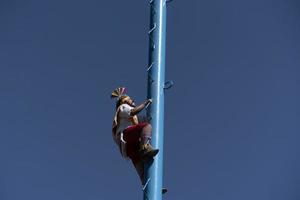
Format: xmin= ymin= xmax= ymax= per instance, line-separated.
xmin=111 ymin=87 xmax=127 ymax=99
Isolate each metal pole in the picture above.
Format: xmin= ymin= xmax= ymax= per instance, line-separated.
xmin=144 ymin=0 xmax=167 ymax=200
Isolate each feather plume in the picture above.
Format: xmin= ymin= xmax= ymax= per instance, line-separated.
xmin=111 ymin=87 xmax=126 ymax=99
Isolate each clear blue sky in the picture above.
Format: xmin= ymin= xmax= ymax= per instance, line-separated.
xmin=0 ymin=0 xmax=299 ymax=200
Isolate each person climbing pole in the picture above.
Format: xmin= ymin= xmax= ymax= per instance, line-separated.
xmin=111 ymin=87 xmax=167 ymax=194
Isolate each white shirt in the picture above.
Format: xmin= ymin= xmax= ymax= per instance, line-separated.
xmin=116 ymin=104 xmax=134 ymax=134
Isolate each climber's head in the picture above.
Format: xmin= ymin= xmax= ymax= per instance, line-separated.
xmin=111 ymin=87 xmax=135 ymax=109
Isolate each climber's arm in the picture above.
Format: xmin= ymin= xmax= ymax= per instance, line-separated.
xmin=130 ymin=99 xmax=152 ymax=116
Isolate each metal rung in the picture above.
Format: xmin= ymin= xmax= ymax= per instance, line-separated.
xmin=143 ymin=178 xmax=151 ymax=191
xmin=147 ymin=62 xmax=155 ymax=71
xmin=148 ymin=23 xmax=156 ymax=34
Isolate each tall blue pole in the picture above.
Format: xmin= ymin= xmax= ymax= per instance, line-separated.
xmin=144 ymin=0 xmax=167 ymax=200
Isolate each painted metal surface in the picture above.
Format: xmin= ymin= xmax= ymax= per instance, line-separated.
xmin=144 ymin=0 xmax=167 ymax=200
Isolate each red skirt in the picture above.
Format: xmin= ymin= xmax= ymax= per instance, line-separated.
xmin=122 ymin=123 xmax=148 ymax=163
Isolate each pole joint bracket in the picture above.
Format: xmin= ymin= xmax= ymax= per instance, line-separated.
xmin=164 ymin=80 xmax=174 ymax=90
